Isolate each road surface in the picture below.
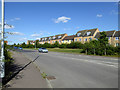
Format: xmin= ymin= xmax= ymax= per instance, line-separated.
xmin=19 ymin=49 xmax=118 ymax=88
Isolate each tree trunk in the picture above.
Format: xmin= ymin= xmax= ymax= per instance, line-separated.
xmin=94 ymin=48 xmax=95 ymax=55
xmin=104 ymin=48 xmax=106 ymax=55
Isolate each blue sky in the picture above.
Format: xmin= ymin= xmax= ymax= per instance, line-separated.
xmin=1 ymin=2 xmax=118 ymax=44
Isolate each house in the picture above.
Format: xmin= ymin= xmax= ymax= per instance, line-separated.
xmin=62 ymin=35 xmax=75 ymax=44
xmin=74 ymin=28 xmax=99 ymax=44
xmin=95 ymin=30 xmax=116 ymax=46
xmin=27 ymin=40 xmax=34 ymax=45
xmin=113 ymin=31 xmax=120 ymax=47
xmin=38 ymin=33 xmax=68 ymax=44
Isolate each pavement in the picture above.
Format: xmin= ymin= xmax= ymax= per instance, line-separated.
xmin=5 ymin=50 xmax=49 ymax=88
xmin=20 ymin=49 xmax=118 ymax=88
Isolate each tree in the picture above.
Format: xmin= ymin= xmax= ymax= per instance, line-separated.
xmin=54 ymin=41 xmax=59 ymax=47
xmin=98 ymin=32 xmax=108 ymax=55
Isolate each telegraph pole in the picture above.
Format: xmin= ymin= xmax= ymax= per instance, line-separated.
xmin=1 ymin=0 xmax=5 ymax=78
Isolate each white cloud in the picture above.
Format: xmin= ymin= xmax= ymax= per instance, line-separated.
xmin=63 ymin=28 xmax=71 ymax=31
xmin=31 ymin=33 xmax=43 ymax=37
xmin=110 ymin=10 xmax=118 ymax=15
xmin=10 ymin=32 xmax=24 ymax=35
xmin=10 ymin=17 xmax=21 ymax=21
xmin=96 ymin=14 xmax=103 ymax=17
xmin=76 ymin=27 xmax=80 ymax=29
xmin=15 ymin=18 xmax=21 ymax=20
xmin=0 ymin=23 xmax=14 ymax=29
xmin=54 ymin=16 xmax=71 ymax=23
xmin=19 ymin=38 xmax=27 ymax=41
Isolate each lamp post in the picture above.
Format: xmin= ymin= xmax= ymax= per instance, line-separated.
xmin=0 ymin=0 xmax=5 ymax=78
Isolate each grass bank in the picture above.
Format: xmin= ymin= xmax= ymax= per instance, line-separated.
xmin=47 ymin=48 xmax=83 ymax=54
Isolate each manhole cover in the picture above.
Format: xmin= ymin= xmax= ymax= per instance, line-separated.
xmin=46 ymin=76 xmax=56 ymax=80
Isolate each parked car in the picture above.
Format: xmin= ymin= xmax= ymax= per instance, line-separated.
xmin=18 ymin=47 xmax=23 ymax=50
xmin=38 ymin=48 xmax=48 ymax=53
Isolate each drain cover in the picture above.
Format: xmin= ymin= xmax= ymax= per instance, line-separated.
xmin=46 ymin=76 xmax=56 ymax=80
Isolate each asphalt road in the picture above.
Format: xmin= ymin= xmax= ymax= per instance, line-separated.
xmin=19 ymin=49 xmax=118 ymax=88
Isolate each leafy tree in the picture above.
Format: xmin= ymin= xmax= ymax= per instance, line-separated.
xmin=98 ymin=31 xmax=108 ymax=55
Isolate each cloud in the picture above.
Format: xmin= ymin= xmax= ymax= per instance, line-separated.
xmin=10 ymin=32 xmax=24 ymax=35
xmin=15 ymin=18 xmax=21 ymax=20
xmin=19 ymin=38 xmax=27 ymax=41
xmin=31 ymin=33 xmax=43 ymax=37
xmin=10 ymin=17 xmax=21 ymax=21
xmin=0 ymin=23 xmax=14 ymax=29
xmin=110 ymin=10 xmax=118 ymax=15
xmin=76 ymin=27 xmax=80 ymax=29
xmin=54 ymin=16 xmax=71 ymax=23
xmin=96 ymin=14 xmax=103 ymax=17
xmin=63 ymin=28 xmax=71 ymax=31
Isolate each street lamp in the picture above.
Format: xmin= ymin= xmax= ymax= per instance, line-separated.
xmin=0 ymin=0 xmax=5 ymax=78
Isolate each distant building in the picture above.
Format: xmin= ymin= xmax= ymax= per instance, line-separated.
xmin=39 ymin=33 xmax=68 ymax=44
xmin=74 ymin=28 xmax=100 ymax=44
xmin=62 ymin=35 xmax=75 ymax=44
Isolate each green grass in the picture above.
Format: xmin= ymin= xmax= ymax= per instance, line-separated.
xmin=47 ymin=48 xmax=83 ymax=54
xmin=23 ymin=48 xmax=119 ymax=57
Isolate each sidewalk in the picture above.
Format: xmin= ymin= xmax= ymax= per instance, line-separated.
xmin=5 ymin=50 xmax=49 ymax=88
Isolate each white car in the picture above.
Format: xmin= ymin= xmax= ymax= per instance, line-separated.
xmin=38 ymin=48 xmax=48 ymax=53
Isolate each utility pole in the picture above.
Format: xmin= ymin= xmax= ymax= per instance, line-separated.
xmin=0 ymin=0 xmax=5 ymax=79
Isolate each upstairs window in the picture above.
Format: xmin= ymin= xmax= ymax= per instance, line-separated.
xmin=53 ymin=36 xmax=56 ymax=39
xmin=58 ymin=36 xmax=61 ymax=39
xmin=45 ymin=38 xmax=47 ymax=40
xmin=77 ymin=33 xmax=81 ymax=36
xmin=42 ymin=38 xmax=44 ymax=40
xmin=79 ymin=38 xmax=81 ymax=41
xmin=87 ymin=32 xmax=91 ymax=36
xmin=116 ymin=37 xmax=119 ymax=40
xmin=49 ymin=37 xmax=51 ymax=40
xmin=89 ymin=38 xmax=92 ymax=41
xmin=85 ymin=38 xmax=87 ymax=41
xmin=75 ymin=39 xmax=77 ymax=41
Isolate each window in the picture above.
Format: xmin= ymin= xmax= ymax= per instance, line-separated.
xmin=59 ymin=40 xmax=61 ymax=43
xmin=87 ymin=32 xmax=91 ymax=36
xmin=53 ymin=36 xmax=56 ymax=39
xmin=48 ymin=41 xmax=50 ymax=43
xmin=58 ymin=36 xmax=61 ymax=39
xmin=89 ymin=38 xmax=92 ymax=41
xmin=67 ymin=40 xmax=69 ymax=42
xmin=79 ymin=38 xmax=81 ymax=41
xmin=116 ymin=43 xmax=119 ymax=46
xmin=85 ymin=38 xmax=87 ymax=41
xmin=96 ymin=38 xmax=98 ymax=40
xmin=75 ymin=39 xmax=77 ymax=41
xmin=52 ymin=41 xmax=54 ymax=43
xmin=49 ymin=37 xmax=51 ymax=40
xmin=45 ymin=38 xmax=47 ymax=40
xmin=108 ymin=37 xmax=110 ymax=40
xmin=77 ymin=33 xmax=81 ymax=36
xmin=62 ymin=40 xmax=64 ymax=43
xmin=116 ymin=37 xmax=119 ymax=40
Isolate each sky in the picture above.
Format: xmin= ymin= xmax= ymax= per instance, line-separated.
xmin=0 ymin=2 xmax=118 ymax=44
